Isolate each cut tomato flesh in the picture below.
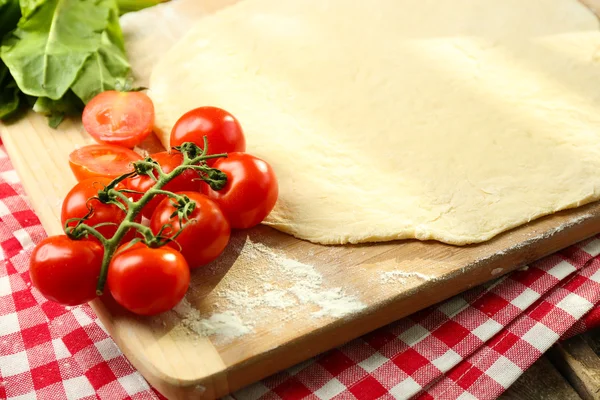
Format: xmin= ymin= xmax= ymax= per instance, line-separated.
xmin=69 ymin=144 xmax=143 ymax=182
xmin=82 ymin=91 xmax=155 ymax=148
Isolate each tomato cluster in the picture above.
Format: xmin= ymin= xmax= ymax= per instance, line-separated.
xmin=30 ymin=91 xmax=278 ymax=316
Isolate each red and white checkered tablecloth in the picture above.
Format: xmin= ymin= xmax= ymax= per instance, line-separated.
xmin=1 ymin=137 xmax=600 ymax=400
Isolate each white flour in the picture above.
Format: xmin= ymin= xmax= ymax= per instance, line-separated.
xmin=379 ymin=270 xmax=434 ymax=284
xmin=173 ymin=300 xmax=251 ymax=339
xmin=173 ymin=236 xmax=365 ymax=343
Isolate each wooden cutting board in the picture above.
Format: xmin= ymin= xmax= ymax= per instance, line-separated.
xmin=3 ymin=1 xmax=600 ymax=398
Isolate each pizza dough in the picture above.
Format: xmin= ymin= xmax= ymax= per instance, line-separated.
xmin=148 ymin=0 xmax=600 ymax=245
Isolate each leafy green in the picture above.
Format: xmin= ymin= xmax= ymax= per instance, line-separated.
xmin=71 ymin=34 xmax=130 ymax=103
xmin=105 ymin=0 xmax=126 ymax=52
xmin=0 ymin=59 xmax=7 ymax=84
xmin=1 ymin=0 xmax=113 ymax=100
xmin=19 ymin=0 xmax=45 ymax=19
xmin=71 ymin=4 xmax=130 ymax=103
xmin=116 ymin=0 xmax=165 ymax=15
xmin=0 ymin=0 xmax=161 ymax=127
xmin=0 ymin=0 xmax=22 ymax=121
xmin=0 ymin=61 xmax=21 ymax=119
xmin=0 ymin=0 xmax=21 ymax=37
xmin=0 ymin=82 xmax=20 ymax=119
xmin=32 ymin=90 xmax=83 ymax=127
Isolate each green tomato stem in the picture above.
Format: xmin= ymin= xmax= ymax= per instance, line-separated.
xmin=72 ymin=224 xmax=109 ymax=246
xmin=68 ymin=142 xmax=228 ymax=295
xmin=109 ymin=189 xmax=135 ymax=208
xmin=96 ymin=245 xmax=117 ymax=296
xmin=152 ymin=189 xmax=185 ymax=200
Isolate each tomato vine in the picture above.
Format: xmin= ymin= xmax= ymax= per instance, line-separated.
xmin=64 ymin=138 xmax=227 ymax=295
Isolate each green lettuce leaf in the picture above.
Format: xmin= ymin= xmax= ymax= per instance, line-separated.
xmin=105 ymin=0 xmax=126 ymax=52
xmin=19 ymin=0 xmax=45 ymax=19
xmin=71 ymin=33 xmax=130 ymax=103
xmin=0 ymin=60 xmax=21 ymax=120
xmin=0 ymin=0 xmax=21 ymax=37
xmin=116 ymin=0 xmax=166 ymax=15
xmin=0 ymin=83 xmax=20 ymax=120
xmin=0 ymin=0 xmax=113 ymax=100
xmin=71 ymin=3 xmax=130 ymax=103
xmin=0 ymin=1 xmax=22 ymax=120
xmin=32 ymin=90 xmax=83 ymax=128
xmin=0 ymin=59 xmax=7 ymax=84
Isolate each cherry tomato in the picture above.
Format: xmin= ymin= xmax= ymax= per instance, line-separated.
xmin=61 ymin=177 xmax=140 ymax=244
xmin=127 ymin=151 xmax=201 ymax=219
xmin=69 ymin=144 xmax=143 ymax=182
xmin=107 ymin=242 xmax=190 ymax=316
xmin=170 ymin=107 xmax=246 ymax=163
xmin=29 ymin=235 xmax=103 ymax=306
xmin=82 ymin=91 xmax=154 ymax=148
xmin=203 ymin=153 xmax=278 ymax=229
xmin=150 ymin=192 xmax=230 ymax=268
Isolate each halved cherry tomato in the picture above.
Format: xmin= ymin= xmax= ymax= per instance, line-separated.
xmin=203 ymin=153 xmax=278 ymax=229
xmin=170 ymin=107 xmax=246 ymax=163
xmin=107 ymin=242 xmax=190 ymax=316
xmin=61 ymin=177 xmax=140 ymax=244
xmin=29 ymin=235 xmax=103 ymax=306
xmin=127 ymin=151 xmax=201 ymax=219
xmin=150 ymin=192 xmax=230 ymax=268
xmin=82 ymin=91 xmax=154 ymax=148
xmin=69 ymin=144 xmax=143 ymax=182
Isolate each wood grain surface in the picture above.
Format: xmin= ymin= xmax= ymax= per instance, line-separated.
xmin=501 ymin=356 xmax=582 ymax=400
xmin=501 ymin=328 xmax=600 ymax=400
xmin=2 ymin=1 xmax=600 ymax=398
xmin=548 ymin=332 xmax=600 ymax=399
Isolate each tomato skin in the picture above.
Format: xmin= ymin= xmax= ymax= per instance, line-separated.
xmin=69 ymin=144 xmax=142 ymax=182
xmin=61 ymin=177 xmax=139 ymax=244
xmin=150 ymin=192 xmax=230 ymax=268
xmin=107 ymin=242 xmax=190 ymax=316
xmin=203 ymin=153 xmax=278 ymax=229
xmin=127 ymin=151 xmax=201 ymax=219
xmin=29 ymin=235 xmax=103 ymax=306
xmin=82 ymin=91 xmax=154 ymax=148
xmin=170 ymin=107 xmax=246 ymax=162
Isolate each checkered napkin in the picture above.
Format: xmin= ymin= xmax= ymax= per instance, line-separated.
xmin=1 ymin=138 xmax=599 ymax=400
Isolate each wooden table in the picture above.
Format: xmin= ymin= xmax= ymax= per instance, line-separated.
xmin=501 ymin=328 xmax=600 ymax=400
xmin=3 ymin=1 xmax=600 ymax=397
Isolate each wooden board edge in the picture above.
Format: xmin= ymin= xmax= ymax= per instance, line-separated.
xmin=88 ymin=300 xmax=231 ymax=399
xmin=0 ymin=126 xmax=222 ymax=398
xmin=134 ymin=206 xmax=600 ymax=398
xmin=4 ymin=120 xmax=600 ymax=398
xmin=216 ymin=213 xmax=600 ymax=397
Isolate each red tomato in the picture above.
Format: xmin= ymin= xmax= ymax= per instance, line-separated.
xmin=107 ymin=242 xmax=190 ymax=316
xmin=82 ymin=91 xmax=154 ymax=148
xmin=170 ymin=107 xmax=246 ymax=162
xmin=69 ymin=144 xmax=143 ymax=182
xmin=150 ymin=192 xmax=230 ymax=268
xmin=203 ymin=153 xmax=278 ymax=229
xmin=61 ymin=177 xmax=140 ymax=244
xmin=127 ymin=151 xmax=201 ymax=219
xmin=29 ymin=235 xmax=103 ymax=306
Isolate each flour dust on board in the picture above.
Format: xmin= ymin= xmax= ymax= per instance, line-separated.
xmin=172 ymin=234 xmax=366 ymax=344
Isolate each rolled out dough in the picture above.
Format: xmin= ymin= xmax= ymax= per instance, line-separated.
xmin=149 ymin=0 xmax=600 ymax=245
